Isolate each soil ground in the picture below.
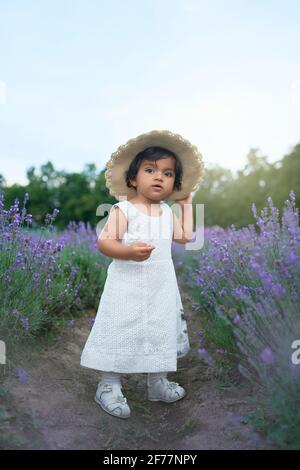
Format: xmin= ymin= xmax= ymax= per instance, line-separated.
xmin=1 ymin=288 xmax=276 ymax=450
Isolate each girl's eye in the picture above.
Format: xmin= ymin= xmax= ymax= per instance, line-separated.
xmin=145 ymin=168 xmax=174 ymax=177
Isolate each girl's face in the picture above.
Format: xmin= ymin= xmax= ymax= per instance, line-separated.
xmin=130 ymin=156 xmax=176 ymax=202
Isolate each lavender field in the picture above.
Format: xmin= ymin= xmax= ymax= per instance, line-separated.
xmin=173 ymin=191 xmax=300 ymax=449
xmin=1 ymin=189 xmax=300 ymax=449
xmin=0 ymin=190 xmax=109 ymax=344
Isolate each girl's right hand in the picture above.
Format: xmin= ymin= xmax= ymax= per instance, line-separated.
xmin=128 ymin=242 xmax=155 ymax=261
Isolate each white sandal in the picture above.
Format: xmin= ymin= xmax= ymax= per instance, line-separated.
xmin=94 ymin=382 xmax=131 ymax=419
xmin=147 ymin=377 xmax=186 ymax=403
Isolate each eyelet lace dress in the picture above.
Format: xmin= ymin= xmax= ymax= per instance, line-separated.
xmin=80 ymin=199 xmax=190 ymax=373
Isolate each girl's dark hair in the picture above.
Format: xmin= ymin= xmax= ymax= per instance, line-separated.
xmin=125 ymin=146 xmax=182 ymax=192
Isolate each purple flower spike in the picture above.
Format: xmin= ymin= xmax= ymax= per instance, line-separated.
xmin=198 ymin=347 xmax=208 ymax=358
xmin=227 ymin=412 xmax=242 ymax=427
xmin=219 ymin=288 xmax=227 ymax=297
xmin=260 ymin=347 xmax=275 ymax=365
xmin=20 ymin=317 xmax=30 ymax=331
xmin=233 ymin=314 xmax=241 ymax=324
xmin=196 ymin=330 xmax=205 ymax=347
xmin=23 ymin=192 xmax=29 ymax=204
xmin=197 ymin=347 xmax=214 ymax=365
xmin=284 ymin=252 xmax=298 ymax=265
xmin=271 ymin=283 xmax=286 ymax=299
xmin=15 ymin=366 xmax=28 ymax=383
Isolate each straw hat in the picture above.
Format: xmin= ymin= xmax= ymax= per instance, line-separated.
xmin=104 ymin=129 xmax=205 ymax=201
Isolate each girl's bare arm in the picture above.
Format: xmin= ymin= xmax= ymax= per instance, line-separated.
xmin=98 ymin=206 xmax=155 ymax=261
xmin=98 ymin=206 xmax=132 ymax=260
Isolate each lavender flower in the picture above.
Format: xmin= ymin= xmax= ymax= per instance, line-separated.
xmin=260 ymin=347 xmax=275 ymax=365
xmin=15 ymin=366 xmax=28 ymax=383
xmin=227 ymin=412 xmax=243 ymax=427
xmin=284 ymin=252 xmax=298 ymax=265
xmin=271 ymin=283 xmax=286 ymax=299
xmin=20 ymin=317 xmax=30 ymax=331
xmin=197 ymin=348 xmax=214 ymax=365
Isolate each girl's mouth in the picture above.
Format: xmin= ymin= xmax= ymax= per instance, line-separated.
xmin=151 ymin=185 xmax=163 ymax=190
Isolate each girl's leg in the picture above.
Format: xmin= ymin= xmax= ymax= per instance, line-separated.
xmin=147 ymin=371 xmax=186 ymax=402
xmin=147 ymin=371 xmax=168 ymax=387
xmin=99 ymin=370 xmax=122 ymax=386
xmin=96 ymin=371 xmax=130 ymax=419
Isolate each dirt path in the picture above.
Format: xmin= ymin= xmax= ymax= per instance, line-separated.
xmin=1 ymin=289 xmax=275 ymax=450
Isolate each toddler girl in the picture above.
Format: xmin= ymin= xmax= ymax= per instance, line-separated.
xmin=80 ymin=130 xmax=204 ymax=419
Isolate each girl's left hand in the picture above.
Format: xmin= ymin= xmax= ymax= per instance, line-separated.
xmin=175 ymin=192 xmax=193 ymax=206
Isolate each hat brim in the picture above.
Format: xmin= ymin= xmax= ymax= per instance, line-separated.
xmin=105 ymin=129 xmax=205 ymax=201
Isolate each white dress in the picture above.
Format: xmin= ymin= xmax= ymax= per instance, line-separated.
xmin=80 ymin=199 xmax=190 ymax=373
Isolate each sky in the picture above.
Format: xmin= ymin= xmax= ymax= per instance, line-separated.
xmin=0 ymin=0 xmax=300 ymax=186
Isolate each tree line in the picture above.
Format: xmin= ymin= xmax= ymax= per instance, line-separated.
xmin=1 ymin=142 xmax=299 ymax=230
